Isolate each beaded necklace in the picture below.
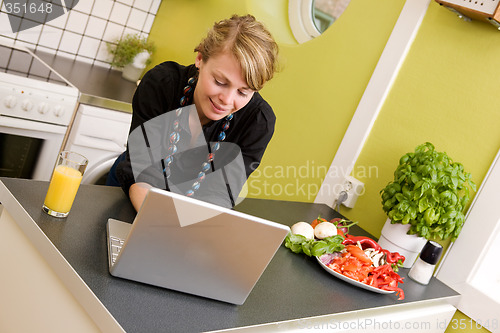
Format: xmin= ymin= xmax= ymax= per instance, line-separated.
xmin=162 ymin=76 xmax=233 ymax=198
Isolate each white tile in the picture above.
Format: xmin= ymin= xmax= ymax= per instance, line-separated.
xmin=75 ymin=54 xmax=95 ymax=64
xmin=95 ymin=41 xmax=112 ymax=63
xmin=93 ymin=59 xmax=112 ymax=69
xmin=59 ymin=30 xmax=81 ymax=54
xmin=133 ymin=0 xmax=152 ymax=12
xmin=143 ymin=13 xmax=154 ymax=33
xmin=149 ymin=0 xmax=161 ymax=14
xmin=119 ymin=0 xmax=134 ymax=6
xmin=77 ymin=36 xmax=100 ymax=58
xmin=73 ymin=0 xmax=94 ymax=14
xmin=65 ymin=10 xmax=89 ymax=34
xmin=15 ymin=40 xmax=39 ymax=50
xmin=46 ymin=7 xmax=69 ymax=29
xmin=126 ymin=8 xmax=147 ymax=31
xmin=0 ymin=37 xmax=14 ymax=47
xmin=0 ymin=12 xmax=17 ymax=36
xmin=8 ymin=49 xmax=33 ymax=72
xmin=34 ymin=45 xmax=54 ymax=54
xmin=91 ymin=0 xmax=113 ymax=20
xmin=84 ymin=15 xmax=106 ymax=39
xmin=15 ymin=24 xmax=42 ymax=44
xmin=122 ymin=27 xmax=140 ymax=38
xmin=109 ymin=2 xmax=131 ymax=25
xmin=64 ymin=0 xmax=83 ymax=11
xmin=55 ymin=49 xmax=76 ymax=60
xmin=38 ymin=25 xmax=63 ymax=49
xmin=102 ymin=21 xmax=124 ymax=42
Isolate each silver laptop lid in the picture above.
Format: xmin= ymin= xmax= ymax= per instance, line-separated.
xmin=109 ymin=187 xmax=289 ymax=305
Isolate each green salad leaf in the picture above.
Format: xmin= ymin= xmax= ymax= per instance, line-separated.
xmin=284 ymin=233 xmax=344 ymax=257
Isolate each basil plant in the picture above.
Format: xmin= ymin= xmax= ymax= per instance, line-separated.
xmin=107 ymin=34 xmax=156 ymax=68
xmin=380 ymin=142 xmax=476 ymax=241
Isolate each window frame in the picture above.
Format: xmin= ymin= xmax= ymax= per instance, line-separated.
xmin=289 ymin=0 xmax=321 ymax=43
xmin=436 ymin=148 xmax=500 ymax=331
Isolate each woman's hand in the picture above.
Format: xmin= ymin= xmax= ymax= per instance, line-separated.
xmin=129 ymin=182 xmax=152 ymax=211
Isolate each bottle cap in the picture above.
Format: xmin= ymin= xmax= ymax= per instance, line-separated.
xmin=419 ymin=240 xmax=443 ymax=265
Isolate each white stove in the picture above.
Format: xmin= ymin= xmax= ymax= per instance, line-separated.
xmin=0 ymin=40 xmax=80 ymax=180
xmin=0 ymin=41 xmax=79 ymax=126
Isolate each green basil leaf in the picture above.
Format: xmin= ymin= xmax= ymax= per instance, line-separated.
xmin=289 ymin=234 xmax=307 ymax=243
xmin=289 ymin=243 xmax=303 ymax=254
xmin=311 ymin=241 xmax=328 ymax=257
xmin=418 ymin=197 xmax=429 ymax=213
xmin=302 ymin=241 xmax=312 ymax=256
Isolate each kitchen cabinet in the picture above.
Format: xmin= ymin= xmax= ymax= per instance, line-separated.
xmin=0 ymin=178 xmax=459 ymax=332
xmin=64 ymin=104 xmax=132 ymax=184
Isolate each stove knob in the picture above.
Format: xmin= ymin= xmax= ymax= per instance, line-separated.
xmin=38 ymin=102 xmax=50 ymax=114
xmin=53 ymin=105 xmax=65 ymax=117
xmin=4 ymin=95 xmax=17 ymax=108
xmin=21 ymin=99 xmax=34 ymax=111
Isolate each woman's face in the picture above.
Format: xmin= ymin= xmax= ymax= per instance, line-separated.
xmin=194 ymin=51 xmax=254 ymax=125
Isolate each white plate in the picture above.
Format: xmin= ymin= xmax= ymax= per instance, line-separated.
xmin=316 ymin=256 xmax=395 ymax=294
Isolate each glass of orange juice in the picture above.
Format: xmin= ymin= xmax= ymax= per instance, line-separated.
xmin=42 ymin=151 xmax=88 ymax=218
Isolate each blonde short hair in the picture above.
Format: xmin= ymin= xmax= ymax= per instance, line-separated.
xmin=194 ymin=14 xmax=279 ymax=91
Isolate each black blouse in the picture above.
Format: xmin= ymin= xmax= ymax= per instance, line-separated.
xmin=116 ymin=61 xmax=276 ymax=198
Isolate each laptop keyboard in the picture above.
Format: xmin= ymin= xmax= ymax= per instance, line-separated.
xmin=110 ymin=235 xmax=125 ymax=264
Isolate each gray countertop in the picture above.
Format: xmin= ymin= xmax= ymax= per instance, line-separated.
xmin=0 ymin=177 xmax=460 ymax=332
xmin=33 ymin=50 xmax=137 ymax=113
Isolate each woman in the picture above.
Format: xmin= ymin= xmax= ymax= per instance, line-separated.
xmin=108 ymin=14 xmax=279 ymax=211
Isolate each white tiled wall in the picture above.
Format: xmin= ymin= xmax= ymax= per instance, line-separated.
xmin=0 ymin=0 xmax=161 ymax=67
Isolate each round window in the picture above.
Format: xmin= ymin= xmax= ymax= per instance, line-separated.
xmin=289 ymin=0 xmax=351 ymax=43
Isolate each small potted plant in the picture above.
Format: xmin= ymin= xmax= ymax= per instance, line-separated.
xmin=378 ymin=142 xmax=476 ymax=267
xmin=106 ymin=34 xmax=156 ymax=82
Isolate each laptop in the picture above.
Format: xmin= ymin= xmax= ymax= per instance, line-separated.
xmin=106 ymin=187 xmax=290 ymax=305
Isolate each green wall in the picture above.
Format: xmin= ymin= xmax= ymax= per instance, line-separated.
xmin=147 ymin=0 xmax=245 ymax=66
xmin=247 ymin=0 xmax=404 ymax=202
xmin=346 ymin=2 xmax=500 ymax=239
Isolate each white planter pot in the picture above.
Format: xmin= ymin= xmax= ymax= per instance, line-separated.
xmin=377 ymin=218 xmax=427 ymax=268
xmin=122 ymin=63 xmax=144 ymax=82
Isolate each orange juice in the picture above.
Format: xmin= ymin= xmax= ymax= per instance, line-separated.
xmin=43 ymin=165 xmax=83 ymax=214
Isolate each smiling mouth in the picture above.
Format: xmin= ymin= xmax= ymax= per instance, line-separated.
xmin=210 ymin=99 xmax=229 ymax=114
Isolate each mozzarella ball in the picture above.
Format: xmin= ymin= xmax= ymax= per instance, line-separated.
xmin=291 ymin=222 xmax=315 ymax=240
xmin=314 ymin=222 xmax=338 ymax=239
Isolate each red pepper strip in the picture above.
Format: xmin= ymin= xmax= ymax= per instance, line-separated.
xmin=381 ymin=285 xmax=405 ymax=300
xmin=342 ymin=235 xmax=381 ymax=251
xmin=381 ymin=249 xmax=406 ymax=264
xmin=372 ymin=264 xmax=405 ymax=300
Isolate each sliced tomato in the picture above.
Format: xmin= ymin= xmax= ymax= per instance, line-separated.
xmin=345 ymin=245 xmax=372 ymax=265
xmin=311 ymin=217 xmax=328 ymax=228
xmin=341 ymin=259 xmax=362 ymax=273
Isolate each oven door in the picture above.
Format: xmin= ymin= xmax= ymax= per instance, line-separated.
xmin=0 ymin=115 xmax=66 ymax=181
